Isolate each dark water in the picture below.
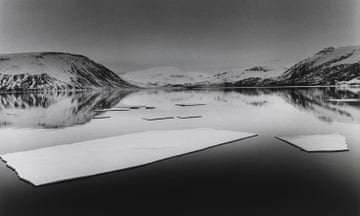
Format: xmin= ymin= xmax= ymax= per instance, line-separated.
xmin=0 ymin=87 xmax=359 ymax=215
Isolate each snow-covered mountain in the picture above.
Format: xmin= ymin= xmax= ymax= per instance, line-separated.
xmin=121 ymin=46 xmax=360 ymax=87
xmin=2 ymin=46 xmax=358 ymax=91
xmin=121 ymin=65 xmax=286 ymax=88
xmin=121 ymin=66 xmax=211 ymax=87
xmin=209 ymin=65 xmax=285 ymax=85
xmin=272 ymin=46 xmax=360 ymax=86
xmin=0 ymin=52 xmax=134 ymax=91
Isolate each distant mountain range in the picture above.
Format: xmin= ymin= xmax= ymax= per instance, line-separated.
xmin=0 ymin=52 xmax=133 ymax=91
xmin=0 ymin=46 xmax=359 ymax=91
xmin=121 ymin=65 xmax=287 ymax=88
xmin=122 ymin=46 xmax=360 ymax=87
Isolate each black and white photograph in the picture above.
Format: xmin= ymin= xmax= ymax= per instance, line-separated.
xmin=0 ymin=0 xmax=359 ymax=215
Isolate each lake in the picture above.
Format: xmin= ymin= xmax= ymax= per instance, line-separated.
xmin=0 ymin=87 xmax=359 ymax=215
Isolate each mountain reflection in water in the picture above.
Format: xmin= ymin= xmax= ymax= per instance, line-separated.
xmin=0 ymin=90 xmax=132 ymax=128
xmin=0 ymin=87 xmax=359 ymax=129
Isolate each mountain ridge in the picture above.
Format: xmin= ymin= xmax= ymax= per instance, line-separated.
xmin=1 ymin=46 xmax=359 ymax=91
xmin=273 ymin=46 xmax=360 ymax=86
xmin=121 ymin=46 xmax=360 ymax=87
xmin=0 ymin=52 xmax=134 ymax=91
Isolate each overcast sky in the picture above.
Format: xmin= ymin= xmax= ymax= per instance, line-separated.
xmin=0 ymin=0 xmax=359 ymax=73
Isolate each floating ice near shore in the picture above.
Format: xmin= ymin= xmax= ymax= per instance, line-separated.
xmin=0 ymin=128 xmax=256 ymax=186
xmin=94 ymin=108 xmax=130 ymax=112
xmin=177 ymin=115 xmax=203 ymax=119
xmin=93 ymin=116 xmax=111 ymax=120
xmin=175 ymin=103 xmax=206 ymax=107
xmin=115 ymin=105 xmax=145 ymax=109
xmin=276 ymin=134 xmax=348 ymax=152
xmin=115 ymin=105 xmax=156 ymax=109
xmin=142 ymin=116 xmax=175 ymax=121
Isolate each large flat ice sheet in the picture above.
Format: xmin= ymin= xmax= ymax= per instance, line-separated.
xmin=1 ymin=128 xmax=256 ymax=186
xmin=276 ymin=133 xmax=348 ymax=152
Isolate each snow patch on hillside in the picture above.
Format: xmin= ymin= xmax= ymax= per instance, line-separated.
xmin=337 ymin=77 xmax=360 ymax=86
xmin=303 ymin=46 xmax=360 ymax=68
xmin=1 ymin=53 xmax=82 ymax=82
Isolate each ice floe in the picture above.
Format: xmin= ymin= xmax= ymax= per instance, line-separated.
xmin=276 ymin=133 xmax=348 ymax=152
xmin=94 ymin=108 xmax=130 ymax=112
xmin=142 ymin=116 xmax=175 ymax=121
xmin=175 ymin=103 xmax=206 ymax=107
xmin=177 ymin=115 xmax=202 ymax=119
xmin=0 ymin=128 xmax=256 ymax=186
xmin=93 ymin=116 xmax=111 ymax=120
xmin=115 ymin=105 xmax=146 ymax=109
xmin=115 ymin=105 xmax=156 ymax=109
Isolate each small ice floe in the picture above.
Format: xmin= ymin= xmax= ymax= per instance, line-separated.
xmin=115 ymin=105 xmax=145 ymax=109
xmin=94 ymin=108 xmax=130 ymax=112
xmin=177 ymin=115 xmax=202 ymax=119
xmin=275 ymin=133 xmax=348 ymax=152
xmin=93 ymin=116 xmax=111 ymax=120
xmin=175 ymin=103 xmax=206 ymax=107
xmin=326 ymin=98 xmax=360 ymax=102
xmin=142 ymin=116 xmax=174 ymax=121
xmin=115 ymin=105 xmax=156 ymax=110
xmin=0 ymin=128 xmax=257 ymax=186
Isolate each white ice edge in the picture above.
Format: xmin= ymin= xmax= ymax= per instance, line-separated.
xmin=142 ymin=116 xmax=175 ymax=121
xmin=0 ymin=128 xmax=257 ymax=186
xmin=177 ymin=115 xmax=202 ymax=118
xmin=95 ymin=108 xmax=130 ymax=111
xmin=326 ymin=98 xmax=360 ymax=102
xmin=175 ymin=103 xmax=206 ymax=106
xmin=276 ymin=133 xmax=349 ymax=152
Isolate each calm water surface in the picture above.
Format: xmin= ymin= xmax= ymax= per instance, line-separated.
xmin=0 ymin=87 xmax=359 ymax=215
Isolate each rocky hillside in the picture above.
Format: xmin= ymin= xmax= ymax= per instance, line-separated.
xmin=270 ymin=46 xmax=360 ymax=86
xmin=230 ymin=46 xmax=360 ymax=87
xmin=0 ymin=52 xmax=134 ymax=91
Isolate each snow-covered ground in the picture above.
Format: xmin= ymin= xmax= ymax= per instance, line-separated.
xmin=284 ymin=46 xmax=360 ymax=72
xmin=319 ymin=46 xmax=360 ymax=67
